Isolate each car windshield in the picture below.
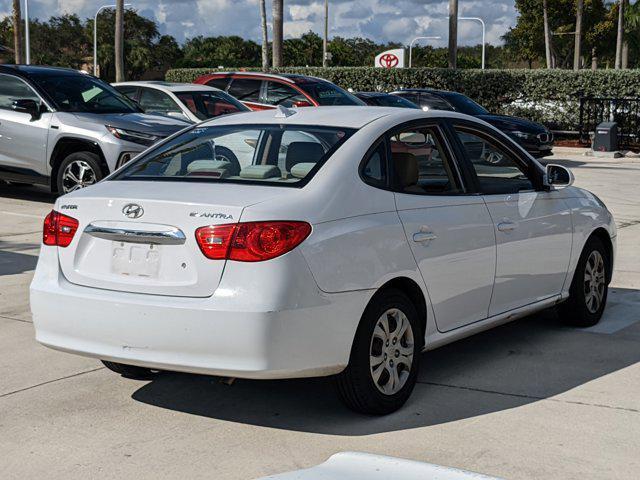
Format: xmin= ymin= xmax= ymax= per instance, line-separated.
xmin=439 ymin=93 xmax=489 ymax=115
xmin=175 ymin=91 xmax=248 ymax=120
xmin=113 ymin=124 xmax=355 ymax=187
xmin=371 ymin=95 xmax=420 ymax=109
xmin=297 ymin=81 xmax=365 ymax=106
xmin=31 ymin=73 xmax=140 ymax=114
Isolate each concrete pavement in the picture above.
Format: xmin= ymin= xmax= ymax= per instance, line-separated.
xmin=1 ymin=151 xmax=639 ymax=480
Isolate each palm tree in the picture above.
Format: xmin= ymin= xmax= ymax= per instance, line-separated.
xmin=12 ymin=0 xmax=23 ymax=64
xmin=259 ymin=0 xmax=269 ymax=70
xmin=448 ymin=0 xmax=457 ymax=68
xmin=115 ymin=0 xmax=125 ymax=81
xmin=615 ymin=0 xmax=624 ymax=69
xmin=272 ymin=0 xmax=283 ymax=67
xmin=573 ymin=0 xmax=583 ymax=70
xmin=543 ymin=0 xmax=553 ymax=69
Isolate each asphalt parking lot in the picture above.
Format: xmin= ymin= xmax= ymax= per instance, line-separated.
xmin=1 ymin=149 xmax=639 ymax=480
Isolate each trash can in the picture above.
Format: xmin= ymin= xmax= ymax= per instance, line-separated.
xmin=592 ymin=122 xmax=618 ymax=152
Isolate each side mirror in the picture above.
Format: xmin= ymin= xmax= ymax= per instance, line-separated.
xmin=12 ymin=99 xmax=42 ymax=120
xmin=293 ymin=100 xmax=312 ymax=108
xmin=544 ymin=163 xmax=574 ymax=188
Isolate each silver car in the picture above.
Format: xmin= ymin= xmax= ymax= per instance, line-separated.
xmin=0 ymin=65 xmax=190 ymax=193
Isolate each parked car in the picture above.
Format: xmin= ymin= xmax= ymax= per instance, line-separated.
xmin=31 ymin=106 xmax=615 ymax=415
xmin=193 ymin=71 xmax=365 ymax=110
xmin=354 ymin=91 xmax=420 ymax=109
xmin=391 ymin=89 xmax=554 ymax=159
xmin=0 ymin=65 xmax=190 ymax=193
xmin=113 ymin=81 xmax=249 ymax=123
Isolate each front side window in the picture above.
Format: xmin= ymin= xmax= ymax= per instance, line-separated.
xmin=175 ymin=91 xmax=246 ymax=120
xmin=297 ymin=81 xmax=364 ymax=106
xmin=389 ymin=126 xmax=461 ymax=195
xmin=454 ymin=127 xmax=534 ymax=194
xmin=138 ymin=88 xmax=182 ymax=115
xmin=0 ymin=74 xmax=42 ymax=110
xmin=114 ymin=124 xmax=354 ymax=187
xmin=227 ymin=78 xmax=262 ymax=103
xmin=264 ymin=81 xmax=308 ymax=107
xmin=31 ymin=74 xmax=138 ymax=114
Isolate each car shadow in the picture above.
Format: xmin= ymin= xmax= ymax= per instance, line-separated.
xmin=0 ymin=241 xmax=39 ymax=275
xmin=0 ymin=182 xmax=55 ymax=204
xmin=132 ymin=287 xmax=640 ymax=435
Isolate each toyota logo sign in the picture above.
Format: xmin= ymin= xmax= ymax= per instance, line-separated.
xmin=122 ymin=203 xmax=144 ymax=219
xmin=379 ymin=53 xmax=399 ymax=68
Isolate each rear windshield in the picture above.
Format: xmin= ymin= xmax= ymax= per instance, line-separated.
xmin=113 ymin=124 xmax=355 ymax=187
xmin=297 ymin=81 xmax=365 ymax=106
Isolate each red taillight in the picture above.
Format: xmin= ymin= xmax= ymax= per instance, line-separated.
xmin=195 ymin=221 xmax=311 ymax=262
xmin=43 ymin=210 xmax=79 ymax=247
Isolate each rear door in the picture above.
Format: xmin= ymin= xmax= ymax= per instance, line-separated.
xmin=392 ymin=121 xmax=497 ymax=332
xmin=450 ymin=122 xmax=572 ymax=316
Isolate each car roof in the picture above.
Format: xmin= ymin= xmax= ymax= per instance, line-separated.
xmin=200 ymin=105 xmax=475 ymax=129
xmin=0 ymin=64 xmax=86 ymax=78
xmin=394 ymin=88 xmax=461 ymax=97
xmin=205 ymin=71 xmax=327 ymax=85
xmin=113 ymin=81 xmax=222 ymax=93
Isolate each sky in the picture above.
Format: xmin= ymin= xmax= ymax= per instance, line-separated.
xmin=0 ymin=0 xmax=517 ymax=47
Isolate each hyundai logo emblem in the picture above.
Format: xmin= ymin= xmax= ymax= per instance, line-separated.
xmin=122 ymin=203 xmax=144 ymax=219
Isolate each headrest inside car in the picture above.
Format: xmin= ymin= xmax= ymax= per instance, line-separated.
xmin=290 ymin=162 xmax=315 ymax=179
xmin=286 ymin=142 xmax=325 ymax=172
xmin=393 ymin=152 xmax=419 ymax=187
xmin=239 ymin=165 xmax=281 ymax=179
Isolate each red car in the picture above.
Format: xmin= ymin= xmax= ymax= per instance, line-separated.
xmin=193 ymin=72 xmax=365 ymax=110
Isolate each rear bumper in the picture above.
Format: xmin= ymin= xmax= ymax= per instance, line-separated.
xmin=30 ymin=247 xmax=370 ymax=379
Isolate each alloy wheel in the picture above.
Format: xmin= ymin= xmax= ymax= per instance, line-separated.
xmin=61 ymin=160 xmax=97 ymax=193
xmin=369 ymin=308 xmax=414 ymax=395
xmin=584 ymin=250 xmax=606 ymax=314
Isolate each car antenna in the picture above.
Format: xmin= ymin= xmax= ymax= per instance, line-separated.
xmin=275 ymin=105 xmax=297 ymax=118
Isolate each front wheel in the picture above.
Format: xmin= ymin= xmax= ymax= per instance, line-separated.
xmin=559 ymin=236 xmax=609 ymax=327
xmin=336 ymin=289 xmax=422 ymax=415
xmin=56 ymin=152 xmax=103 ymax=194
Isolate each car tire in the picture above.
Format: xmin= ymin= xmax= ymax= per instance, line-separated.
xmin=336 ymin=288 xmax=422 ymax=415
xmin=101 ymin=360 xmax=158 ymax=379
xmin=56 ymin=151 xmax=104 ymax=194
xmin=559 ymin=236 xmax=609 ymax=327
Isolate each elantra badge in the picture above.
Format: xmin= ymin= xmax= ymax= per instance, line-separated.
xmin=122 ymin=203 xmax=144 ymax=219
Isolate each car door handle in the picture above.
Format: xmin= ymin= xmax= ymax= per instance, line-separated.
xmin=497 ymin=221 xmax=517 ymax=232
xmin=413 ymin=231 xmax=437 ymax=243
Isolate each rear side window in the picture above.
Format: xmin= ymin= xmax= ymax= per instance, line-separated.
xmin=227 ymin=78 xmax=262 ymax=103
xmin=114 ymin=124 xmax=355 ymax=187
xmin=205 ymin=77 xmax=231 ymax=91
xmin=297 ymin=81 xmax=364 ymax=106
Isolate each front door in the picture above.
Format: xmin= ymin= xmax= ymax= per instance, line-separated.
xmin=391 ymin=122 xmax=496 ymax=332
xmin=452 ymin=124 xmax=573 ymax=316
xmin=0 ymin=74 xmax=51 ymax=178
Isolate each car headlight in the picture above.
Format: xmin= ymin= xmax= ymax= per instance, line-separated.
xmin=106 ymin=125 xmax=160 ymax=146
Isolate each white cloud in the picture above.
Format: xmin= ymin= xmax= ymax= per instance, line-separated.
xmin=0 ymin=0 xmax=517 ymax=46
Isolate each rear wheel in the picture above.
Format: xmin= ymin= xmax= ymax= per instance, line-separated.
xmin=336 ymin=289 xmax=422 ymax=415
xmin=559 ymin=236 xmax=609 ymax=327
xmin=56 ymin=151 xmax=103 ymax=194
xmin=101 ymin=360 xmax=158 ymax=379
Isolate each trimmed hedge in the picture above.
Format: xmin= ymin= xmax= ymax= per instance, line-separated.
xmin=166 ymin=67 xmax=640 ymax=131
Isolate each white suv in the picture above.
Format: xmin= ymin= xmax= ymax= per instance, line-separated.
xmin=30 ymin=106 xmax=615 ymax=414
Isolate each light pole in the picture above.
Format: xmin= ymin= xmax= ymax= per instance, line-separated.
xmin=409 ymin=36 xmax=442 ymax=68
xmin=322 ymin=0 xmax=328 ymax=67
xmin=24 ymin=0 xmax=30 ymax=64
xmin=94 ymin=3 xmax=131 ymax=76
xmin=459 ymin=17 xmax=485 ymax=69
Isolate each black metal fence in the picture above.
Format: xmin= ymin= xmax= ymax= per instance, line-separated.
xmin=579 ymin=96 xmax=640 ymax=149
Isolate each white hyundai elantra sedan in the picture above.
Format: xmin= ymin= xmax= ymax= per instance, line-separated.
xmin=31 ymin=106 xmax=615 ymax=414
